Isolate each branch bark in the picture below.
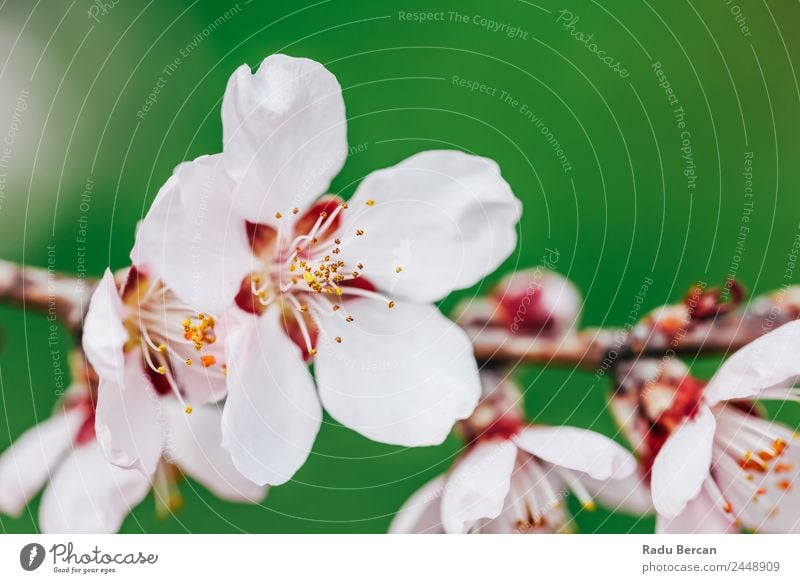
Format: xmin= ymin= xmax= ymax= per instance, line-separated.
xmin=0 ymin=258 xmax=96 ymax=334
xmin=467 ymin=287 xmax=798 ymax=370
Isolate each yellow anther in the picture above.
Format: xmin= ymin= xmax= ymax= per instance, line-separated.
xmin=583 ymin=501 xmax=597 ymax=512
xmin=303 ymin=271 xmax=317 ymax=284
xmin=289 ymin=263 xmax=296 ymax=272
xmin=185 ymin=358 xmax=193 ymax=366
xmin=158 ymin=344 xmax=167 ymax=354
xmin=355 ymin=229 xmax=364 ymax=236
xmin=332 ymin=305 xmax=340 ymax=311
xmin=185 ymin=406 xmax=193 ymax=415
xmin=157 ymin=366 xmax=167 ymax=375
xmin=341 ymin=202 xmax=348 ymax=209
xmin=365 ymin=199 xmax=375 ymax=206
xmin=395 ymin=266 xmax=403 ymax=273
xmin=334 ymin=287 xmax=343 ymax=296
xmin=275 ymin=212 xmax=282 ymax=219
xmin=388 ymin=301 xmax=395 ymax=309
xmin=181 ymin=318 xmax=191 ymax=328
xmin=251 ymin=274 xmax=261 ymax=284
xmin=308 ymin=348 xmax=317 ymax=356
xmin=198 ymin=313 xmax=206 ymax=320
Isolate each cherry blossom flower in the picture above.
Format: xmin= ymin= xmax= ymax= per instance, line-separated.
xmin=0 ymin=382 xmax=264 ymax=533
xmin=613 ymin=321 xmax=800 ymax=533
xmin=456 ymin=267 xmax=582 ymax=340
xmin=83 ymin=267 xmax=229 ymax=475
xmin=133 ymin=54 xmax=522 ymax=485
xmin=390 ymin=373 xmax=643 ymax=533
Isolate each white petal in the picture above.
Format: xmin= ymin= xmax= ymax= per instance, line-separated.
xmin=132 ymin=154 xmax=253 ymax=314
xmin=389 ymin=476 xmax=446 ymax=534
xmin=82 ymin=269 xmax=127 ymax=377
xmin=94 ymin=354 xmax=164 ymax=476
xmin=440 ymin=440 xmax=517 ymax=534
xmin=705 ymin=320 xmax=800 ymax=406
xmin=0 ymin=408 xmax=85 ymax=516
xmin=222 ymin=310 xmax=322 ymax=486
xmin=651 ymin=405 xmax=716 ymax=519
xmin=162 ymin=399 xmax=266 ymax=502
xmin=580 ymin=470 xmax=654 ymax=516
xmin=39 ymin=441 xmax=151 ymax=534
xmin=221 ymin=55 xmax=347 ymax=223
xmin=338 ymin=150 xmax=521 ymax=302
xmin=314 ymin=299 xmax=480 ymax=446
xmin=513 ymin=426 xmax=637 ymax=481
xmin=656 ymin=487 xmax=737 ymax=533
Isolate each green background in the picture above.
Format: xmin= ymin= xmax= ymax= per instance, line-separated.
xmin=2 ymin=0 xmax=799 ymax=533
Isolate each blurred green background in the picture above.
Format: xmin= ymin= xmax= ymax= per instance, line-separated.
xmin=2 ymin=0 xmax=799 ymax=533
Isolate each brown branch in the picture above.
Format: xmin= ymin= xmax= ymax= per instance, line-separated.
xmin=468 ymin=286 xmax=799 ymax=370
xmin=0 ymin=258 xmax=96 ymax=334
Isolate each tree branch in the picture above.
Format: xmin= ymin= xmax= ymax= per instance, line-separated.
xmin=0 ymin=258 xmax=96 ymax=334
xmin=467 ymin=286 xmax=798 ymax=370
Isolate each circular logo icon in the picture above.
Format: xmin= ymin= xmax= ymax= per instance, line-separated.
xmin=19 ymin=543 xmax=46 ymax=571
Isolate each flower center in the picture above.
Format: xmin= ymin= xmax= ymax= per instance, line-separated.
xmin=121 ymin=268 xmax=223 ymax=413
xmin=236 ymin=197 xmax=396 ymax=357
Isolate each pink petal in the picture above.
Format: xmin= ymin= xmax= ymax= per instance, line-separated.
xmin=440 ymin=440 xmax=517 ymax=534
xmin=221 ymin=55 xmax=347 ymax=225
xmin=132 ymin=154 xmax=253 ymax=314
xmin=39 ymin=441 xmax=150 ymax=533
xmin=162 ymin=399 xmax=266 ymax=502
xmin=705 ymin=320 xmax=800 ymax=406
xmin=0 ymin=408 xmax=85 ymax=516
xmin=513 ymin=426 xmax=637 ymax=481
xmin=337 ymin=150 xmax=521 ymax=303
xmin=651 ymin=405 xmax=716 ymax=519
xmin=221 ymin=310 xmax=322 ymax=486
xmin=314 ymin=298 xmax=480 ymax=446
xmin=389 ymin=476 xmax=447 ymax=534
xmin=94 ymin=354 xmax=163 ymax=476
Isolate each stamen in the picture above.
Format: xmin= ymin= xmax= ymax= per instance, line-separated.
xmin=285 ymin=295 xmax=316 ymax=355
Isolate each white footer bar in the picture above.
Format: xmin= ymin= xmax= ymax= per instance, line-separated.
xmin=1 ymin=534 xmax=797 ymax=582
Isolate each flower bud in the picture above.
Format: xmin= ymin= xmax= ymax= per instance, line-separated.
xmin=457 ymin=371 xmax=525 ymax=443
xmin=490 ymin=268 xmax=582 ymax=339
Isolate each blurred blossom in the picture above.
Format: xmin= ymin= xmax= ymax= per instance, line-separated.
xmin=0 ymin=373 xmax=264 ymax=533
xmin=390 ymin=373 xmax=645 ymax=534
xmin=613 ymin=321 xmax=800 ymax=533
xmin=455 ymin=267 xmax=582 ymax=340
